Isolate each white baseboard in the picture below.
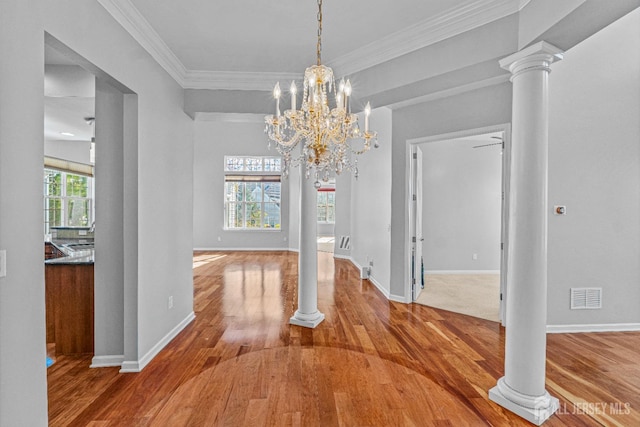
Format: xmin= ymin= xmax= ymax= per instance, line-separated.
xmin=425 ymin=270 xmax=500 ymax=275
xmin=90 ymin=354 xmax=125 ymax=368
xmin=119 ymin=311 xmax=196 ymax=373
xmin=332 ymin=253 xmax=353 ymax=261
xmin=389 ymin=293 xmax=410 ymax=303
xmin=194 ymin=247 xmax=289 ymax=252
xmin=547 ymin=323 xmax=640 ymax=333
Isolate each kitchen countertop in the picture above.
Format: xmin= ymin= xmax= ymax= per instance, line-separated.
xmin=45 ymin=241 xmax=94 ymax=265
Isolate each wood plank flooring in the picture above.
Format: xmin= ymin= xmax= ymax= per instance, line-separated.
xmin=48 ymin=251 xmax=640 ymax=426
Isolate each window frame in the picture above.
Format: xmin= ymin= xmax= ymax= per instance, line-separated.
xmin=44 ymin=168 xmax=94 ymax=234
xmin=223 ymin=156 xmax=282 ymax=231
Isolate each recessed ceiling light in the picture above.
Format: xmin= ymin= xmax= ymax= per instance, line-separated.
xmin=60 ymin=132 xmax=75 ymax=137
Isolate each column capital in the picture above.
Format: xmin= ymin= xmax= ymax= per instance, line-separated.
xmin=499 ymin=41 xmax=564 ymax=80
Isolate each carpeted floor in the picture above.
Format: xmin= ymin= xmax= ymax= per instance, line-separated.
xmin=415 ymin=274 xmax=501 ymax=322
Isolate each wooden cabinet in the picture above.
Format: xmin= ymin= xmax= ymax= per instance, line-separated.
xmin=45 ymin=264 xmax=94 ymax=355
xmin=45 ymin=242 xmax=65 ymax=260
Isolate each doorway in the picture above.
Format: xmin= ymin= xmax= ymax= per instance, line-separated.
xmin=408 ymin=126 xmax=510 ymax=324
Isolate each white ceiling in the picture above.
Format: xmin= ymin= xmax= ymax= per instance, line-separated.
xmin=129 ymin=0 xmax=474 ymax=73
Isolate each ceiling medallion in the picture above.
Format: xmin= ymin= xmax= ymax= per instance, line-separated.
xmin=264 ymin=0 xmax=378 ymax=188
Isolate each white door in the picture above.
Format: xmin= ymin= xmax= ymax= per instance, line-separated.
xmin=412 ymin=146 xmax=424 ymax=301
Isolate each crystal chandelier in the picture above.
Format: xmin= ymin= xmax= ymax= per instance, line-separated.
xmin=264 ymin=0 xmax=377 ymax=188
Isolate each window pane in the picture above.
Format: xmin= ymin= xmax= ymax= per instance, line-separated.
xmin=225 ymin=156 xmax=244 ymax=171
xmin=226 ymin=182 xmax=243 ymax=202
xmin=264 ymin=157 xmax=281 ymax=172
xmin=245 ymin=157 xmax=263 ymax=171
xmin=44 ymin=170 xmax=62 ymax=196
xmin=244 ymin=202 xmax=262 ymax=228
xmin=67 ymin=199 xmax=90 ymax=226
xmin=317 ymin=206 xmax=327 ymax=222
xmin=225 ymin=202 xmax=243 ymax=228
xmin=317 ymin=192 xmax=327 ymax=204
xmin=262 ymin=203 xmax=280 ymax=228
xmin=327 ymin=192 xmax=335 ymax=204
xmin=45 ymin=198 xmax=63 ymax=227
xmin=245 ymin=182 xmax=262 ymax=201
xmin=263 ymin=182 xmax=280 ymax=203
xmin=66 ymin=174 xmax=88 ymax=197
xmin=327 ymin=205 xmax=335 ymax=223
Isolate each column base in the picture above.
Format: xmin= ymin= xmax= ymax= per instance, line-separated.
xmin=489 ymin=377 xmax=559 ymax=426
xmin=290 ymin=310 xmax=325 ymax=328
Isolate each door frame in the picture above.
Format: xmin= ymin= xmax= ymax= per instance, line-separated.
xmin=406 ymin=124 xmax=511 ymax=326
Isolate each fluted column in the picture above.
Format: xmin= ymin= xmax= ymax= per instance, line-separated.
xmin=489 ymin=41 xmax=563 ymax=425
xmin=290 ymin=171 xmax=325 ymax=328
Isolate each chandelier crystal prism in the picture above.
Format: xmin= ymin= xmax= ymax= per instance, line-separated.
xmin=264 ymin=0 xmax=377 ymax=187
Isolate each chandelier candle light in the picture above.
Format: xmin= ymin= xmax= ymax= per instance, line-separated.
xmin=265 ymin=0 xmax=378 ymax=188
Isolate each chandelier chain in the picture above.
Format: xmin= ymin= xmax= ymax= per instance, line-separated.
xmin=317 ymin=0 xmax=323 ymax=66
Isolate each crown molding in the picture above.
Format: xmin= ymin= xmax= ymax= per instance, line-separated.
xmin=329 ymin=0 xmax=532 ymax=77
xmin=98 ymin=0 xmax=187 ymax=86
xmin=183 ymin=70 xmax=300 ymax=91
xmin=100 ymin=0 xmax=531 ymax=90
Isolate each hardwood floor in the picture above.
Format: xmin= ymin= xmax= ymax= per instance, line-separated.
xmin=48 ymin=251 xmax=640 ymax=426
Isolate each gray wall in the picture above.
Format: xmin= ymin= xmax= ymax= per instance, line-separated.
xmin=420 ymin=138 xmax=502 ymax=272
xmin=1 ymin=0 xmax=195 ymax=422
xmin=193 ymin=118 xmax=290 ymax=250
xmin=0 ymin=2 xmax=48 ymax=424
xmin=547 ymin=8 xmax=640 ymax=327
xmin=350 ymin=107 xmax=393 ymax=294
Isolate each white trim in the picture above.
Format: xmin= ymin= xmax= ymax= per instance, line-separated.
xmin=184 ymin=70 xmax=300 ymax=91
xmin=387 ymin=75 xmax=510 ymax=110
xmin=90 ymin=354 xmax=125 ymax=368
xmin=390 ymin=293 xmax=411 ymax=304
xmin=547 ymin=323 xmax=640 ymax=334
xmin=194 ymin=112 xmax=267 ymax=123
xmin=425 ymin=270 xmax=500 ymax=275
xmin=193 ymin=247 xmax=289 ymax=252
xmin=331 ymin=0 xmax=531 ymax=76
xmin=405 ymin=124 xmax=511 ymax=314
xmin=99 ymin=0 xmax=530 ymax=90
xmin=332 ymin=253 xmax=352 ymax=261
xmin=340 ymin=255 xmax=391 ymax=299
xmin=119 ymin=311 xmax=195 ymax=373
xmin=97 ymin=0 xmax=186 ymax=86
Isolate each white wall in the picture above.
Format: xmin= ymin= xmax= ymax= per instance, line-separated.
xmin=547 ymin=8 xmax=640 ymax=327
xmin=193 ymin=119 xmax=290 ymax=250
xmin=350 ymin=107 xmax=393 ymax=295
xmin=45 ymin=140 xmax=92 ymax=164
xmin=420 ymin=138 xmax=502 ymax=272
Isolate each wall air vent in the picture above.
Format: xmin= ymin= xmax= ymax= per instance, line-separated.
xmin=570 ymin=287 xmax=602 ymax=310
xmin=339 ymin=236 xmax=350 ymax=250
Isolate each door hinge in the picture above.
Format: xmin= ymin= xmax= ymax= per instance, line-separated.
xmin=501 ymin=242 xmax=504 ymax=250
xmin=500 ymin=293 xmax=503 ymax=301
xmin=412 ymin=194 xmax=417 ymax=201
xmin=412 ymin=152 xmax=418 ymax=159
xmin=412 ymin=236 xmax=416 ymax=243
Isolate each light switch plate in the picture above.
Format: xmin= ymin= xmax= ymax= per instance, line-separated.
xmin=0 ymin=250 xmax=6 ymax=278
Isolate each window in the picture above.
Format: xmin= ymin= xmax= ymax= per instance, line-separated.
xmin=44 ymin=168 xmax=93 ymax=233
xmin=317 ymin=189 xmax=335 ymax=223
xmin=224 ymin=156 xmax=281 ymax=230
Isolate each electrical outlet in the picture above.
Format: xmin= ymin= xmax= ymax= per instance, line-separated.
xmin=0 ymin=250 xmax=6 ymax=278
xmin=168 ymin=296 xmax=174 ymax=309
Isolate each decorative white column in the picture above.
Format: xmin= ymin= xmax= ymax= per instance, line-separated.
xmin=290 ymin=171 xmax=325 ymax=328
xmin=489 ymin=41 xmax=563 ymax=425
